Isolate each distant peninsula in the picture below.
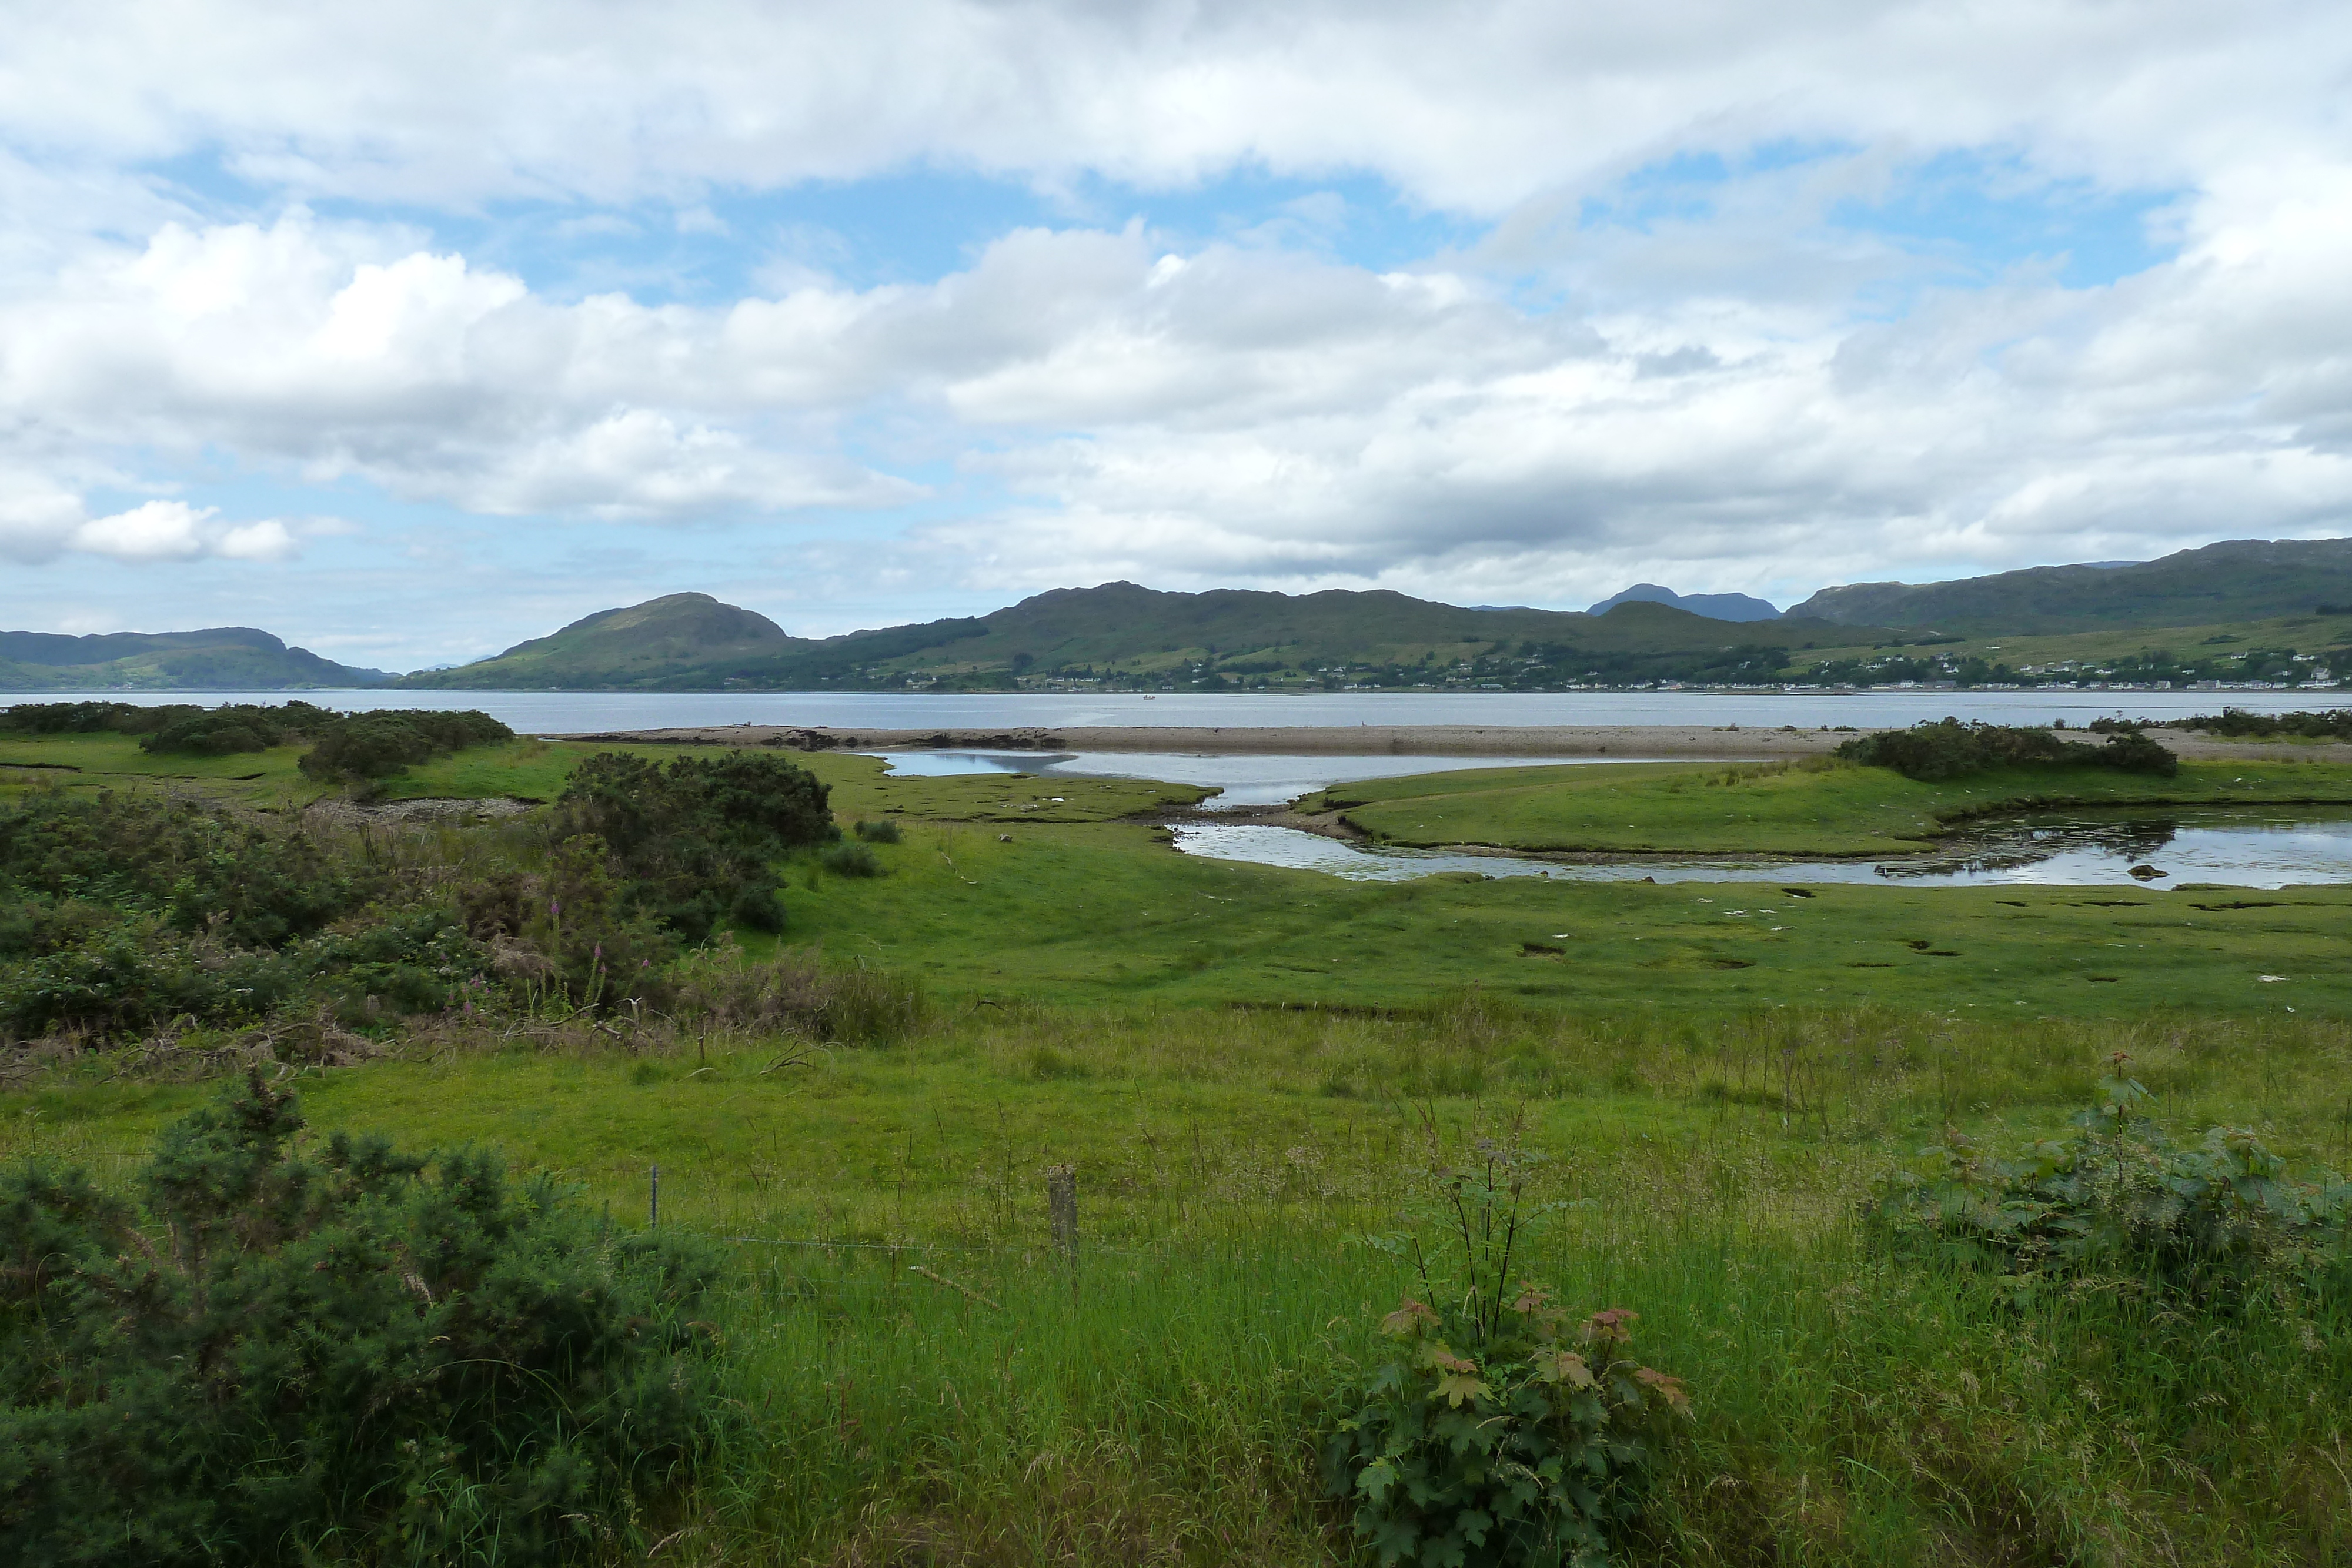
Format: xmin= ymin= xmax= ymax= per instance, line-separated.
xmin=0 ymin=627 xmax=392 ymax=692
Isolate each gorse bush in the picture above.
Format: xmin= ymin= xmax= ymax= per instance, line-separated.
xmin=0 ymin=788 xmax=362 ymax=949
xmin=553 ymin=751 xmax=831 ymax=940
xmin=141 ymin=700 xmax=336 ymax=757
xmin=2174 ymin=706 xmax=2352 ymax=740
xmin=0 ymin=1071 xmax=726 ymax=1565
xmin=0 ymin=700 xmax=190 ymax=735
xmin=1867 ymin=1055 xmax=2352 ymax=1299
xmin=297 ymin=707 xmax=514 ymax=784
xmin=1837 ymin=718 xmax=2177 ymax=781
xmin=1325 ymin=1129 xmax=1689 ymax=1567
xmin=851 ymin=818 xmax=902 ymax=844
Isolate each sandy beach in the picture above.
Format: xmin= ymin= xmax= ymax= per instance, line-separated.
xmin=552 ymin=721 xmax=2339 ymax=763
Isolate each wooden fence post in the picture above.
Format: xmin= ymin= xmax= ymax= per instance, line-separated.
xmin=650 ymin=1163 xmax=660 ymax=1229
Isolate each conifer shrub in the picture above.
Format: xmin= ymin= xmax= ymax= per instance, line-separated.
xmin=1324 ymin=1135 xmax=1689 ymax=1567
xmin=1867 ymin=1055 xmax=2352 ymax=1300
xmin=1836 ymin=717 xmax=2177 ymax=781
xmin=0 ymin=1071 xmax=725 ymax=1565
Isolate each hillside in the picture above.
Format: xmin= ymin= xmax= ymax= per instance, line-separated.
xmin=0 ymin=626 xmax=392 ymax=691
xmin=398 ymin=582 xmax=1898 ymax=692
xmin=1791 ymin=536 xmax=2352 ymax=632
xmin=397 ymin=593 xmax=804 ymax=689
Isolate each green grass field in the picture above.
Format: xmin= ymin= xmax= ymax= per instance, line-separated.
xmin=8 ymin=735 xmax=2352 ymax=1564
xmin=1309 ymin=755 xmax=2352 ymax=855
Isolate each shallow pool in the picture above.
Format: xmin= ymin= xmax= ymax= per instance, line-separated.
xmin=1171 ymin=808 xmax=2352 ymax=889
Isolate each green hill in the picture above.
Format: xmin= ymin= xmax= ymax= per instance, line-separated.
xmin=398 ymin=583 xmax=1900 ymax=692
xmin=1789 ymin=537 xmax=2352 ymax=633
xmin=397 ymin=593 xmax=803 ymax=689
xmin=0 ymin=627 xmax=392 ymax=691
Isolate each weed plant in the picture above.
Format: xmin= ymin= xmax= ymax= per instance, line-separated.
xmin=1328 ymin=1124 xmax=1690 ymax=1567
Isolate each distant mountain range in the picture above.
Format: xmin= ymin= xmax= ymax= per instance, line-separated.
xmin=0 ymin=627 xmax=392 ymax=691
xmin=1587 ymin=583 xmax=1782 ymax=621
xmin=393 ymin=584 xmax=1887 ymax=692
xmin=9 ymin=535 xmax=2351 ymax=693
xmin=1790 ymin=537 xmax=2352 ymax=632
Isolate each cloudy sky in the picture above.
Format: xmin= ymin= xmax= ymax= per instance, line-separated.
xmin=2 ymin=1 xmax=2348 ymax=669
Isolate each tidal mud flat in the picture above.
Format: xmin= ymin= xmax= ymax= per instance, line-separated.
xmin=557 ymin=720 xmax=2338 ymax=763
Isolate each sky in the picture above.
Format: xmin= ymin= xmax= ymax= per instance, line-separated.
xmin=1 ymin=2 xmax=2348 ymax=671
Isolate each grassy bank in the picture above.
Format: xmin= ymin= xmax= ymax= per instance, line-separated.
xmin=775 ymin=814 xmax=2352 ymax=1017
xmin=1309 ymin=755 xmax=2352 ymax=855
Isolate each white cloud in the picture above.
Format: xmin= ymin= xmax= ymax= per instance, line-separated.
xmin=0 ymin=2 xmax=2348 ymax=630
xmin=1 ymin=3 xmax=2341 ymax=215
xmin=19 ymin=500 xmax=302 ymax=564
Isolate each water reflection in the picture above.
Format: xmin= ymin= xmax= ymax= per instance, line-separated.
xmin=1172 ymin=809 xmax=2352 ymax=890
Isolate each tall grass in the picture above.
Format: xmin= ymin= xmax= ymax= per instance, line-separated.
xmin=7 ymin=1002 xmax=2350 ymax=1563
xmin=659 ymin=1132 xmax=2352 ymax=1566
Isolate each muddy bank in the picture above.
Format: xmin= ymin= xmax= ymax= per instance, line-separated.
xmin=552 ymin=721 xmax=2350 ymax=765
xmin=554 ymin=722 xmax=1855 ymax=758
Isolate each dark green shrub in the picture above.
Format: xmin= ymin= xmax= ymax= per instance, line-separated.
xmin=140 ymin=701 xmax=335 ymax=756
xmin=554 ymin=751 xmax=834 ymax=936
xmin=0 ymin=700 xmax=185 ymax=735
xmin=1867 ymin=1056 xmax=2352 ymax=1299
xmin=818 ymin=840 xmax=883 ymax=877
xmin=852 ymin=818 xmax=902 ymax=844
xmin=296 ymin=708 xmax=513 ymax=783
xmin=2173 ymin=707 xmax=2352 ymax=740
xmin=1836 ymin=717 xmax=2177 ymax=781
xmin=0 ymin=1072 xmax=725 ymax=1564
xmin=0 ymin=788 xmax=364 ymax=948
xmin=1325 ymin=1135 xmax=1688 ymax=1567
xmin=730 ymin=884 xmax=787 ymax=933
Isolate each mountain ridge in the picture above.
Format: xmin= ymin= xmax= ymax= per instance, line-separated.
xmin=1792 ymin=537 xmax=2352 ymax=631
xmin=396 ymin=581 xmax=1887 ymax=692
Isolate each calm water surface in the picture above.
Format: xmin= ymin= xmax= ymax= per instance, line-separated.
xmin=1172 ymin=808 xmax=2352 ymax=889
xmin=8 ymin=688 xmax=2348 ymax=733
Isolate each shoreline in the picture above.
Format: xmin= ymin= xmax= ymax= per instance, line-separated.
xmin=552 ymin=721 xmax=2343 ymax=763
